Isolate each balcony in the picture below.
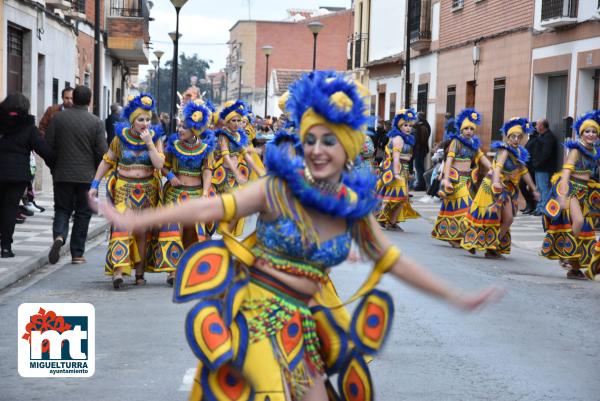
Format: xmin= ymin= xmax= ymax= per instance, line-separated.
xmin=45 ymin=0 xmax=71 ymax=10
xmin=541 ymin=0 xmax=578 ymax=28
xmin=106 ymin=0 xmax=150 ymax=65
xmin=408 ymin=0 xmax=431 ymax=51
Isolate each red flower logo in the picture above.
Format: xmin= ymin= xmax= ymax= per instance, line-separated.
xmin=22 ymin=308 xmax=72 ymax=353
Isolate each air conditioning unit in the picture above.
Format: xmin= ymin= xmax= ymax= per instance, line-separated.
xmin=53 ymin=8 xmax=65 ymax=19
xmin=47 ymin=0 xmax=71 ymax=10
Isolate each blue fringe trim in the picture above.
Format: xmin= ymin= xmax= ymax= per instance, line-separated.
xmin=215 ymin=128 xmax=248 ymax=149
xmin=264 ymin=142 xmax=377 ymax=220
xmin=447 ymin=132 xmax=480 ymax=151
xmin=491 ymin=141 xmax=530 ymax=164
xmin=165 ymin=131 xmax=216 ymax=167
xmin=270 ymin=129 xmax=304 ymax=156
xmin=387 ymin=128 xmax=415 ymax=146
xmin=565 ymin=139 xmax=600 ymax=161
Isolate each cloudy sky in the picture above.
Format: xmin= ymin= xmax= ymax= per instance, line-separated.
xmin=145 ymin=0 xmax=351 ymax=77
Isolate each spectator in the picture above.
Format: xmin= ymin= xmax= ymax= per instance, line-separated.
xmin=373 ymin=118 xmax=388 ymax=165
xmin=105 ymin=103 xmax=125 ymax=146
xmin=520 ymin=125 xmax=539 ymax=214
xmin=530 ymin=118 xmax=557 ymax=216
xmin=45 ymin=86 xmax=107 ymax=265
xmin=412 ymin=111 xmax=431 ymax=191
xmin=160 ymin=112 xmax=170 ymax=134
xmin=0 ymin=93 xmax=53 ymax=258
xmin=38 ymin=87 xmax=73 ymax=136
xmin=442 ymin=113 xmax=456 ymax=141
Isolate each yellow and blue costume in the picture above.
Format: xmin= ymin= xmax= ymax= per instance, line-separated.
xmin=432 ymin=109 xmax=484 ymax=243
xmin=155 ymin=99 xmax=216 ymax=273
xmin=175 ymin=71 xmax=401 ymax=400
xmin=103 ymin=93 xmax=163 ymax=276
xmin=461 ymin=118 xmax=531 ymax=255
xmin=376 ymin=108 xmax=421 ymax=225
xmin=542 ymin=110 xmax=600 ymax=278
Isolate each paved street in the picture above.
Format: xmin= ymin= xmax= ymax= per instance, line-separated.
xmin=1 ymin=200 xmax=599 ymax=401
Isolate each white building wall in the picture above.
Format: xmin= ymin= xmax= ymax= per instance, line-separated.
xmin=531 ymin=36 xmax=599 ymax=118
xmin=369 ymin=0 xmax=405 ymax=62
xmin=4 ymin=0 xmax=77 ymax=119
xmin=368 ymin=75 xmax=403 ymax=120
xmin=431 ymin=1 xmax=440 ymax=41
xmin=410 ymin=52 xmax=438 ymax=141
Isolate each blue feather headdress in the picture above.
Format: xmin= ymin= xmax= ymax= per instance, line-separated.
xmin=183 ymin=100 xmax=211 ymax=133
xmin=269 ymin=129 xmax=304 ymax=157
xmin=122 ymin=93 xmax=156 ymax=122
xmin=286 ymin=71 xmax=369 ymax=132
xmin=392 ymin=108 xmax=417 ymax=130
xmin=501 ymin=117 xmax=533 ymax=137
xmin=455 ymin=108 xmax=481 ymax=132
xmin=574 ymin=110 xmax=600 ymax=137
xmin=219 ymin=100 xmax=247 ymax=122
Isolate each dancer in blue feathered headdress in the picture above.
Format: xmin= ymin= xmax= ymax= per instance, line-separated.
xmin=462 ymin=117 xmax=539 ymax=260
xmin=432 ymin=108 xmax=491 ymax=247
xmin=89 ymin=92 xmax=165 ymax=288
xmin=375 ymin=107 xmax=419 ymax=231
xmin=95 ymin=69 xmax=502 ymax=400
xmin=157 ymin=98 xmax=217 ymax=285
xmin=541 ymin=109 xmax=600 ymax=280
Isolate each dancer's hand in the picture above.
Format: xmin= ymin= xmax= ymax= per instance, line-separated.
xmin=169 ymin=176 xmax=182 ymax=187
xmin=449 ymin=286 xmax=505 ymax=311
xmin=88 ymin=188 xmax=98 ymax=199
xmin=492 ymin=181 xmax=503 ymax=193
xmin=140 ymin=129 xmax=153 ymax=145
xmin=533 ymin=190 xmax=541 ymax=202
xmin=442 ymin=178 xmax=452 ymax=192
xmin=236 ymin=175 xmax=248 ymax=185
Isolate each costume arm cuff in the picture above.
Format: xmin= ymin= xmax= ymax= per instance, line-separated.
xmin=102 ymin=153 xmax=116 ymax=167
xmin=563 ymin=163 xmax=575 ymax=171
xmin=447 ymin=151 xmax=456 ymax=158
xmin=166 ymin=171 xmax=176 ymax=181
xmin=221 ymin=193 xmax=237 ymax=222
xmin=90 ymin=179 xmax=100 ymax=190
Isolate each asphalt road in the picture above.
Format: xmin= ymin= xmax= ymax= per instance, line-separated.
xmin=1 ymin=218 xmax=599 ymax=401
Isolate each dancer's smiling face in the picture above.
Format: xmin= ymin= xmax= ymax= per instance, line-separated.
xmin=581 ymin=127 xmax=598 ymax=146
xmin=303 ymin=124 xmax=346 ymax=183
xmin=227 ymin=116 xmax=241 ymax=132
xmin=461 ymin=126 xmax=475 ymax=139
xmin=178 ymin=123 xmax=195 ymax=142
xmin=400 ymin=122 xmax=412 ymax=134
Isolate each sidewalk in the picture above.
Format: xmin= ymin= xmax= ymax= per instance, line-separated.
xmin=0 ymin=168 xmax=109 ymax=290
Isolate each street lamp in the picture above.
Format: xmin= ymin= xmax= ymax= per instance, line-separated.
xmin=307 ymin=21 xmax=324 ymax=71
xmin=261 ymin=45 xmax=273 ymax=117
xmin=151 ymin=60 xmax=158 ymax=97
xmin=237 ymin=59 xmax=245 ymax=99
xmin=224 ymin=67 xmax=229 ymax=102
xmin=169 ymin=0 xmax=188 ymax=133
xmin=153 ymin=50 xmax=164 ymax=112
xmin=208 ymin=74 xmax=215 ymax=102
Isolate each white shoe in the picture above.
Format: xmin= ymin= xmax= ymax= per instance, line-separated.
xmin=432 ymin=196 xmax=442 ymax=203
xmin=24 ymin=203 xmax=37 ymax=213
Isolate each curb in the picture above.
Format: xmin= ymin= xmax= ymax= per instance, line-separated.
xmin=0 ymin=221 xmax=109 ymax=291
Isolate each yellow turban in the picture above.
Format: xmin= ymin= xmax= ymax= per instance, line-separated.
xmin=129 ymin=108 xmax=151 ymax=124
xmin=579 ymin=119 xmax=600 ymax=135
xmin=299 ymin=108 xmax=364 ymax=161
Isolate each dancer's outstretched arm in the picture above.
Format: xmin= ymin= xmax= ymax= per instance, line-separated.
xmin=365 ymin=214 xmax=504 ymax=310
xmin=95 ymin=178 xmax=267 ymax=232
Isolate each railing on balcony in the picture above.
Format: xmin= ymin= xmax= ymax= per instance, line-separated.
xmin=110 ymin=0 xmax=146 ymax=17
xmin=541 ymin=0 xmax=577 ymax=20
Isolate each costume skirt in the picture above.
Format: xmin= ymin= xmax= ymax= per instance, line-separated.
xmin=376 ymin=161 xmax=420 ymax=224
xmin=154 ymin=182 xmax=208 ymax=272
xmin=540 ymin=175 xmax=596 ymax=273
xmin=175 ymin=240 xmax=392 ymax=401
xmin=461 ymin=176 xmax=516 ymax=254
xmin=212 ymin=156 xmax=248 ymax=236
xmin=104 ymin=174 xmax=160 ymax=276
xmin=431 ymin=170 xmax=472 ymax=242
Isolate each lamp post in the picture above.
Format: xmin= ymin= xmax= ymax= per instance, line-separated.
xmin=169 ymin=0 xmax=188 ymax=133
xmin=307 ymin=21 xmax=324 ymax=71
xmin=261 ymin=45 xmax=273 ymax=117
xmin=168 ymin=30 xmax=183 ymax=131
xmin=208 ymin=74 xmax=215 ymax=102
xmin=153 ymin=50 xmax=164 ymax=112
xmin=224 ymin=67 xmax=229 ymax=102
xmin=237 ymin=59 xmax=245 ymax=100
xmin=151 ymin=60 xmax=158 ymax=96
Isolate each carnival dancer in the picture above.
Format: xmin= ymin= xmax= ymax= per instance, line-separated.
xmin=461 ymin=117 xmax=539 ymax=259
xmin=89 ymin=93 xmax=164 ymax=288
xmin=95 ymin=71 xmax=501 ymax=400
xmin=432 ymin=109 xmax=491 ymax=247
xmin=541 ymin=110 xmax=600 ymax=280
xmin=241 ymin=107 xmax=267 ymax=181
xmin=376 ymin=108 xmax=421 ymax=231
xmin=156 ymin=99 xmax=216 ymax=286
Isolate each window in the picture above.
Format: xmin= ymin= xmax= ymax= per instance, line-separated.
xmin=84 ymin=72 xmax=90 ymax=88
xmin=65 ymin=81 xmax=71 ymax=89
xmin=466 ymin=80 xmax=476 ymax=109
xmin=491 ymin=78 xmax=506 ymax=141
xmin=541 ymin=0 xmax=577 ymax=21
xmin=7 ymin=25 xmax=24 ymax=94
xmin=52 ymin=78 xmax=59 ymax=105
xmin=77 ymin=0 xmax=86 ymax=13
xmin=446 ymin=85 xmax=456 ymax=117
xmin=389 ymin=92 xmax=396 ymax=121
xmin=593 ymin=69 xmax=599 ymax=110
xmin=417 ymin=83 xmax=428 ymax=117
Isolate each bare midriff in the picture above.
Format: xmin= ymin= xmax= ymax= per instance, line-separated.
xmin=117 ymin=166 xmax=154 ymax=179
xmin=178 ymin=175 xmax=203 ymax=186
xmin=253 ymin=259 xmax=322 ymax=296
xmin=571 ymin=173 xmax=590 ymax=181
xmin=453 ymin=159 xmax=472 ymax=173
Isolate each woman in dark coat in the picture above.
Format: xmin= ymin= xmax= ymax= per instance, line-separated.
xmin=0 ymin=93 xmax=53 ymax=257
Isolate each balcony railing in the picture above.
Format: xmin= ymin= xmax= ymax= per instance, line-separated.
xmin=110 ymin=0 xmax=145 ymax=17
xmin=408 ymin=0 xmax=431 ymax=51
xmin=541 ymin=0 xmax=577 ymax=21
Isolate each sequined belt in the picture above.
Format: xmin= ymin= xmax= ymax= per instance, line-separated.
xmin=250 ymin=269 xmax=312 ymax=305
